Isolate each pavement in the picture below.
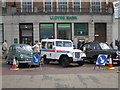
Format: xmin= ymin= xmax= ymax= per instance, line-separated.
xmin=2 ymin=73 xmax=118 ymax=88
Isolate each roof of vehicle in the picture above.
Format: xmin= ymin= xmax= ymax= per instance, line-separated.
xmin=41 ymin=39 xmax=72 ymax=42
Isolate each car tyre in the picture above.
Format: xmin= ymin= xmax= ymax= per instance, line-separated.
xmin=77 ymin=61 xmax=84 ymax=66
xmin=117 ymin=61 xmax=120 ymax=65
xmin=43 ymin=56 xmax=49 ymax=64
xmin=61 ymin=56 xmax=69 ymax=67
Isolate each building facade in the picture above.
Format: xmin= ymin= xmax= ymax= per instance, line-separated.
xmin=1 ymin=0 xmax=116 ymax=48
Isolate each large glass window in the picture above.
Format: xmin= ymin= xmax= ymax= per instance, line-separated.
xmin=57 ymin=0 xmax=67 ymax=12
xmin=74 ymin=23 xmax=88 ymax=36
xmin=91 ymin=0 xmax=101 ymax=12
xmin=21 ymin=0 xmax=33 ymax=13
xmin=57 ymin=24 xmax=71 ymax=40
xmin=44 ymin=0 xmax=51 ymax=12
xmin=73 ymin=0 xmax=81 ymax=12
xmin=0 ymin=24 xmax=4 ymax=43
xmin=40 ymin=24 xmax=54 ymax=40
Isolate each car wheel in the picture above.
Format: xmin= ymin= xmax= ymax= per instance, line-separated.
xmin=61 ymin=56 xmax=69 ymax=67
xmin=77 ymin=61 xmax=84 ymax=66
xmin=43 ymin=56 xmax=49 ymax=64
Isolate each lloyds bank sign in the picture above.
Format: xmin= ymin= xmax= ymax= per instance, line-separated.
xmin=50 ymin=16 xmax=77 ymax=20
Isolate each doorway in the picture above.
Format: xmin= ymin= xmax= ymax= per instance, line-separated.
xmin=94 ymin=23 xmax=106 ymax=42
xmin=19 ymin=23 xmax=33 ymax=45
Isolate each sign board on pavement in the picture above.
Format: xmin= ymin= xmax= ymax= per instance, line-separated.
xmin=32 ymin=54 xmax=40 ymax=65
xmin=96 ymin=55 xmax=107 ymax=65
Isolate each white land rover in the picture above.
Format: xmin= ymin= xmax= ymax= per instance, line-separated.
xmin=41 ymin=39 xmax=86 ymax=67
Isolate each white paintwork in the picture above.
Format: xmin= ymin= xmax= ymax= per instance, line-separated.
xmin=41 ymin=39 xmax=86 ymax=62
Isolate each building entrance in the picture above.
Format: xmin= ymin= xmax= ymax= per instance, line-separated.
xmin=19 ymin=23 xmax=33 ymax=45
xmin=94 ymin=23 xmax=106 ymax=42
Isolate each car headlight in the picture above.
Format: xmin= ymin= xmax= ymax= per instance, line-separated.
xmin=116 ymin=51 xmax=120 ymax=55
xmin=20 ymin=54 xmax=23 ymax=59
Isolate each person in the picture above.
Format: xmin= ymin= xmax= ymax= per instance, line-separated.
xmin=117 ymin=40 xmax=120 ymax=51
xmin=32 ymin=41 xmax=40 ymax=53
xmin=2 ymin=40 xmax=8 ymax=59
xmin=110 ymin=42 xmax=113 ymax=48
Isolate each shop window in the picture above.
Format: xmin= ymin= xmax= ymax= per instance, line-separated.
xmin=21 ymin=0 xmax=33 ymax=13
xmin=40 ymin=24 xmax=54 ymax=40
xmin=44 ymin=0 xmax=52 ymax=12
xmin=91 ymin=0 xmax=101 ymax=12
xmin=74 ymin=23 xmax=88 ymax=36
xmin=19 ymin=23 xmax=33 ymax=44
xmin=73 ymin=0 xmax=81 ymax=12
xmin=57 ymin=0 xmax=68 ymax=12
xmin=0 ymin=24 xmax=4 ymax=43
xmin=57 ymin=24 xmax=71 ymax=40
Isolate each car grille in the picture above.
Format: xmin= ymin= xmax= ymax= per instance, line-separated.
xmin=27 ymin=57 xmax=32 ymax=61
xmin=75 ymin=52 xmax=80 ymax=58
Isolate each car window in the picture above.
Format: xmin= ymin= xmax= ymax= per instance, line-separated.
xmin=56 ymin=41 xmax=63 ymax=47
xmin=47 ymin=42 xmax=53 ymax=49
xmin=16 ymin=45 xmax=32 ymax=52
xmin=91 ymin=44 xmax=101 ymax=50
xmin=56 ymin=41 xmax=72 ymax=47
xmin=42 ymin=42 xmax=46 ymax=49
xmin=83 ymin=44 xmax=91 ymax=49
xmin=63 ymin=41 xmax=72 ymax=47
xmin=9 ymin=46 xmax=13 ymax=52
xmin=100 ymin=43 xmax=112 ymax=50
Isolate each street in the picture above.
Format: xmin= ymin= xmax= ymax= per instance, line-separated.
xmin=1 ymin=58 xmax=119 ymax=88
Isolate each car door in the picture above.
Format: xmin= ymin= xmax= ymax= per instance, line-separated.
xmin=47 ymin=42 xmax=54 ymax=59
xmin=7 ymin=46 xmax=15 ymax=61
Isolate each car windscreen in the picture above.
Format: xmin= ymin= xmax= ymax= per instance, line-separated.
xmin=100 ymin=43 xmax=112 ymax=50
xmin=16 ymin=45 xmax=33 ymax=52
xmin=56 ymin=41 xmax=72 ymax=47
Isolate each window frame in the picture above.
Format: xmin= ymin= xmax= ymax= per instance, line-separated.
xmin=74 ymin=23 xmax=89 ymax=36
xmin=39 ymin=23 xmax=54 ymax=41
xmin=21 ymin=0 xmax=33 ymax=12
xmin=0 ymin=24 xmax=4 ymax=43
xmin=43 ymin=0 xmax=53 ymax=12
xmin=72 ymin=0 xmax=81 ymax=12
xmin=90 ymin=0 xmax=102 ymax=12
xmin=57 ymin=0 xmax=69 ymax=12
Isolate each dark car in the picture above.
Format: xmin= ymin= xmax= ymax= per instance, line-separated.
xmin=7 ymin=44 xmax=34 ymax=67
xmin=80 ymin=42 xmax=120 ymax=65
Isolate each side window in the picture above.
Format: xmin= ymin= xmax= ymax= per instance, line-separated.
xmin=12 ymin=46 xmax=16 ymax=51
xmin=9 ymin=46 xmax=13 ymax=52
xmin=42 ymin=42 xmax=46 ymax=49
xmin=47 ymin=42 xmax=53 ymax=49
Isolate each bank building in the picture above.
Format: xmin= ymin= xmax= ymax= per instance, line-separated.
xmin=0 ymin=0 xmax=117 ymax=48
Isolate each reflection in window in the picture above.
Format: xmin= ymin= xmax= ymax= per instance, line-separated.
xmin=40 ymin=24 xmax=54 ymax=40
xmin=74 ymin=23 xmax=88 ymax=36
xmin=57 ymin=24 xmax=71 ymax=40
xmin=45 ymin=0 xmax=51 ymax=12
xmin=58 ymin=0 xmax=67 ymax=12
